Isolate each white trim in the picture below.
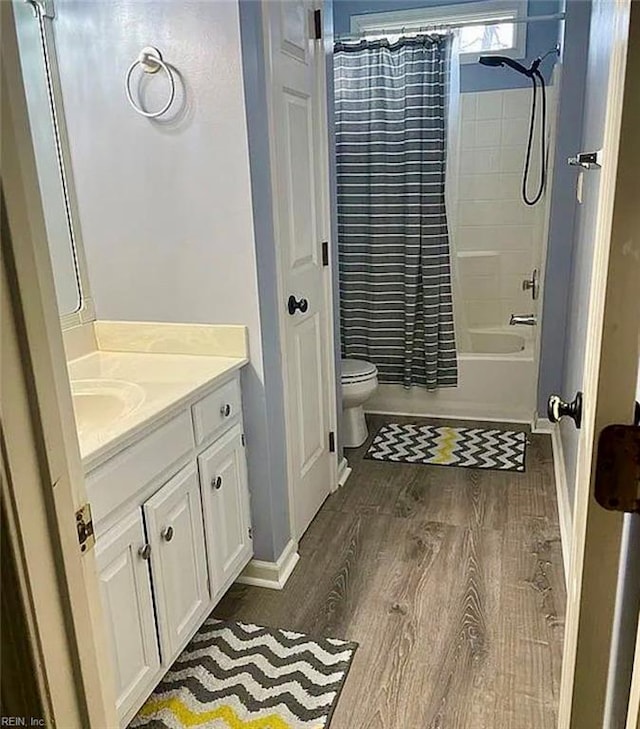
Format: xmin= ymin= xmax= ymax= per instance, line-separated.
xmin=558 ymin=1 xmax=633 ymax=723
xmin=337 ymin=457 xmax=352 ymax=488
xmin=349 ymin=0 xmax=528 ymax=63
xmin=534 ymin=418 xmax=572 ymax=586
xmin=236 ymin=539 xmax=300 ymax=591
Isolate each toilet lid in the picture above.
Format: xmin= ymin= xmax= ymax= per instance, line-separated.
xmin=341 ymin=358 xmax=378 ymax=383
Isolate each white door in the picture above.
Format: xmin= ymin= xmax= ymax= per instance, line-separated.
xmin=144 ymin=464 xmax=209 ymax=664
xmin=95 ymin=510 xmax=160 ymax=723
xmin=198 ymin=424 xmax=252 ymax=599
xmin=553 ymin=1 xmax=640 ymax=726
xmin=263 ymin=0 xmax=334 ymax=540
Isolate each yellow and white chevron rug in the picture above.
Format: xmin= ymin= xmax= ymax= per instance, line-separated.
xmin=129 ymin=619 xmax=357 ymax=729
xmin=366 ymin=423 xmax=527 ymax=472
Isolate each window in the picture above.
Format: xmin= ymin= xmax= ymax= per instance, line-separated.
xmin=349 ymin=0 xmax=527 ymax=64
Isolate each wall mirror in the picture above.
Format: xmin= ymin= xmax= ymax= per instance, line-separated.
xmin=14 ymin=0 xmax=94 ymax=327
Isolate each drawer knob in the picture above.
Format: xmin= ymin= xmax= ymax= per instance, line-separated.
xmin=161 ymin=526 xmax=174 ymax=542
xmin=220 ymin=403 xmax=232 ymax=417
xmin=138 ymin=544 xmax=151 ymax=560
xmin=212 ymin=475 xmax=223 ymax=490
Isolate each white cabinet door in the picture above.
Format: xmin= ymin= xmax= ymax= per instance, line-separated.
xmin=95 ymin=510 xmax=160 ymax=723
xmin=198 ymin=424 xmax=252 ymax=599
xmin=143 ymin=464 xmax=209 ymax=664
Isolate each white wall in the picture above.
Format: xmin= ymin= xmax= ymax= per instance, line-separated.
xmin=53 ymin=0 xmax=290 ymax=561
xmin=454 ymin=87 xmax=552 ymax=347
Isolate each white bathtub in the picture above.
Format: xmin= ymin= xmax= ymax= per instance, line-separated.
xmin=467 ymin=330 xmax=527 ymax=355
xmin=366 ymin=328 xmax=536 ymax=422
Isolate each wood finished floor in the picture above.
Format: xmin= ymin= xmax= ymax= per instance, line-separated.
xmin=216 ymin=414 xmax=566 ymax=729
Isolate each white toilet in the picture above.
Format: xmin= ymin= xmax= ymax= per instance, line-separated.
xmin=341 ymin=358 xmax=379 ymax=448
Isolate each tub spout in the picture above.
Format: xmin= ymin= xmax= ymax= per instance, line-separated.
xmin=510 ymin=313 xmax=537 ymax=326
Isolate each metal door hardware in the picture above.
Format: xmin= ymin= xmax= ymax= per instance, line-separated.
xmin=212 ymin=475 xmax=223 ymax=490
xmin=568 ymin=151 xmax=601 ymax=169
xmin=595 ymin=424 xmax=640 ymax=512
xmin=76 ymin=503 xmax=95 ymax=553
xmin=161 ymin=526 xmax=174 ymax=542
xmin=220 ymin=403 xmax=232 ymax=417
xmin=138 ymin=544 xmax=151 ymax=560
xmin=522 ymin=269 xmax=539 ymax=300
xmin=287 ymin=295 xmax=309 ymax=315
xmin=548 ymin=391 xmax=583 ymax=429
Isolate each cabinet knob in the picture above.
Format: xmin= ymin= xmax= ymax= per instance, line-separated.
xmin=161 ymin=526 xmax=174 ymax=542
xmin=138 ymin=544 xmax=151 ymax=560
xmin=220 ymin=403 xmax=232 ymax=417
xmin=212 ymin=475 xmax=223 ymax=490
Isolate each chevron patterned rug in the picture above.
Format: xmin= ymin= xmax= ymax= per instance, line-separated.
xmin=366 ymin=423 xmax=527 ymax=472
xmin=129 ymin=619 xmax=357 ymax=729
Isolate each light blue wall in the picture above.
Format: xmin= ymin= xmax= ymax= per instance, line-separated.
xmin=238 ymin=0 xmax=292 ymax=562
xmin=537 ymin=0 xmax=591 ymax=430
xmin=333 ymin=0 xmax=561 ymax=91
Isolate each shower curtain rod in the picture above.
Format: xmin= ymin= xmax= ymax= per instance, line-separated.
xmin=334 ymin=12 xmax=565 ymax=42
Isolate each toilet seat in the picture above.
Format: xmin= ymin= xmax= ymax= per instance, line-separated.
xmin=341 ymin=358 xmax=378 ymax=384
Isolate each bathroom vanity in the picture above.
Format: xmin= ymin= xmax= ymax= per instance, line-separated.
xmin=67 ymin=322 xmax=253 ymax=726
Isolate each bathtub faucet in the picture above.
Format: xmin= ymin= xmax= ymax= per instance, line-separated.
xmin=510 ymin=313 xmax=537 ymax=326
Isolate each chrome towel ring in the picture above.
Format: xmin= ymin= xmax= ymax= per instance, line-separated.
xmin=125 ymin=46 xmax=175 ymax=118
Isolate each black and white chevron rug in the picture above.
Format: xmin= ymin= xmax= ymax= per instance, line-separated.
xmin=366 ymin=423 xmax=527 ymax=472
xmin=130 ymin=618 xmax=357 ymax=729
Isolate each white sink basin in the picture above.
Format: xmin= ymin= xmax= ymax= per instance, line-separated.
xmin=71 ymin=379 xmax=145 ymax=435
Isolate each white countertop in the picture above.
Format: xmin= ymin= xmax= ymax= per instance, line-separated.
xmin=68 ymin=349 xmax=247 ymax=469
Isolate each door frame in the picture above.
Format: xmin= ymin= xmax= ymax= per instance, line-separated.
xmin=557 ymin=0 xmax=637 ymax=724
xmin=261 ymin=0 xmax=340 ymax=544
xmin=2 ymin=2 xmax=117 ymax=725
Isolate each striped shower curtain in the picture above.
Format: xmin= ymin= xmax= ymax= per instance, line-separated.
xmin=334 ymin=35 xmax=458 ymax=390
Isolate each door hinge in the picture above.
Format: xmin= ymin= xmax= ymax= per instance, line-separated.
xmin=313 ymin=9 xmax=322 ymax=40
xmin=329 ymin=431 xmax=336 ymax=453
xmin=241 ymin=433 xmax=246 ymax=446
xmin=594 ymin=424 xmax=640 ymax=513
xmin=248 ymin=527 xmax=253 ymax=540
xmin=321 ymin=241 xmax=329 ymax=267
xmin=568 ymin=150 xmax=601 ymax=170
xmin=76 ymin=503 xmax=95 ymax=554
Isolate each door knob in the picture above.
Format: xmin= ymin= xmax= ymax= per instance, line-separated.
xmin=548 ymin=391 xmax=583 ymax=429
xmin=287 ymin=295 xmax=309 ymax=315
xmin=161 ymin=525 xmax=174 ymax=542
xmin=138 ymin=544 xmax=151 ymax=560
xmin=212 ymin=475 xmax=223 ymax=490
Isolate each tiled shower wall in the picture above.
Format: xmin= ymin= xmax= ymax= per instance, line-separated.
xmin=452 ymin=86 xmax=555 ymax=350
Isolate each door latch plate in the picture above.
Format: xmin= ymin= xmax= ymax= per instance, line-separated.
xmin=594 ymin=425 xmax=640 ymax=512
xmin=568 ymin=150 xmax=601 ymax=170
xmin=76 ymin=503 xmax=95 ymax=553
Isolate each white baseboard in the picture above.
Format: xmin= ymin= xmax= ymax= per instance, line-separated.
xmin=337 ymin=457 xmax=352 ymax=487
xmin=236 ymin=539 xmax=300 ymax=590
xmin=535 ymin=417 xmax=572 ymax=587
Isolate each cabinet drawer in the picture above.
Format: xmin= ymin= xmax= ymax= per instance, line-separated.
xmin=86 ymin=411 xmax=193 ymax=528
xmin=191 ymin=375 xmax=241 ymax=446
